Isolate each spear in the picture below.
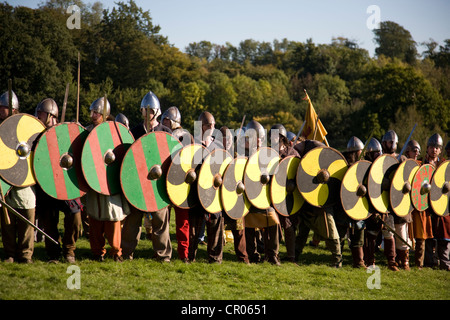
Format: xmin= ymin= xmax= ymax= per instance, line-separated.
xmin=375 ymin=214 xmax=411 ymax=249
xmin=235 ymin=114 xmax=246 ymax=141
xmin=103 ymin=93 xmax=108 ymax=122
xmin=60 ymin=83 xmax=69 ymax=123
xmin=76 ymin=52 xmax=80 ymax=123
xmin=0 ymin=198 xmax=58 ymax=245
xmin=397 ymin=124 xmax=417 ymax=161
xmin=8 ymin=79 xmax=12 ymax=116
xmin=358 ymin=130 xmax=375 ymax=161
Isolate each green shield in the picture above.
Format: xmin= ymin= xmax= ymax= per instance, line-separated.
xmin=81 ymin=121 xmax=134 ymax=195
xmin=34 ymin=122 xmax=89 ymax=200
xmin=120 ymin=131 xmax=182 ymax=212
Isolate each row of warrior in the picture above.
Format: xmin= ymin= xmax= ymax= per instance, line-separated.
xmin=0 ymin=89 xmax=449 ymax=271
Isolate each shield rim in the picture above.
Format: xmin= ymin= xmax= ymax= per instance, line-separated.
xmin=296 ymin=146 xmax=348 ymax=208
xmin=389 ymin=158 xmax=420 ymax=217
xmin=429 ymin=160 xmax=449 ymax=216
xmin=411 ymin=163 xmax=435 ymax=211
xmin=197 ymin=148 xmax=233 ymax=214
xmin=165 ymin=143 xmax=208 ymax=209
xmin=340 ymin=159 xmax=373 ymax=221
xmin=243 ymin=146 xmax=280 ymax=210
xmin=367 ymin=154 xmax=399 ymax=214
xmin=270 ymin=155 xmax=304 ymax=216
xmin=220 ymin=156 xmax=251 ymax=220
xmin=0 ymin=113 xmax=46 ymax=187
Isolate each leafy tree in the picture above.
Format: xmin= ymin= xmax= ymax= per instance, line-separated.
xmin=373 ymin=21 xmax=418 ymax=64
xmin=360 ymin=62 xmax=448 ymax=135
xmin=185 ymin=41 xmax=214 ymax=61
xmin=203 ymin=72 xmax=238 ymax=127
xmin=0 ymin=4 xmax=73 ymax=114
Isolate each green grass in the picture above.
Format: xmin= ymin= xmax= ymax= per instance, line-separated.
xmin=0 ymin=211 xmax=449 ymax=300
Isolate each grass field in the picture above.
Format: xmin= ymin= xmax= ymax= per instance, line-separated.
xmin=0 ymin=211 xmax=449 ymax=302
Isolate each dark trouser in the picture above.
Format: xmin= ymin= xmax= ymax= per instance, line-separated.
xmin=189 ymin=211 xmax=224 ymax=263
xmin=224 ymin=215 xmax=248 ymax=262
xmin=279 ymin=214 xmax=296 ymax=259
xmin=294 ymin=221 xmax=310 ymax=260
xmin=121 ymin=206 xmax=172 ymax=261
xmin=246 ymin=225 xmax=279 ymax=262
xmin=231 ymin=229 xmax=248 ymax=263
xmin=206 ymin=214 xmax=224 ymax=263
xmin=121 ymin=206 xmax=143 ymax=258
xmin=1 ymin=208 xmax=35 ymax=261
xmin=40 ymin=206 xmax=81 ymax=259
xmin=437 ymin=240 xmax=450 ymax=270
xmin=424 ymin=238 xmax=437 ymax=267
xmin=349 ymin=224 xmax=365 ymax=268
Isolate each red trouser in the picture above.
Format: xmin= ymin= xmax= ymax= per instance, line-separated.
xmin=175 ymin=207 xmax=189 ymax=260
xmin=88 ymin=217 xmax=122 ymax=257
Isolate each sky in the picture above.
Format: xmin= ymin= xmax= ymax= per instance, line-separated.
xmin=8 ymin=0 xmax=450 ymax=57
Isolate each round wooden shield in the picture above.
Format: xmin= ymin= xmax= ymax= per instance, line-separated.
xmin=120 ymin=131 xmax=182 ymax=212
xmin=340 ymin=160 xmax=372 ymax=220
xmin=0 ymin=114 xmax=45 ymax=187
xmin=33 ymin=123 xmax=89 ymax=200
xmin=221 ymin=156 xmax=251 ymax=220
xmin=81 ymin=121 xmax=134 ymax=195
xmin=430 ymin=161 xmax=450 ymax=216
xmin=411 ymin=164 xmax=435 ymax=211
xmin=367 ymin=154 xmax=399 ymax=214
xmin=198 ymin=149 xmax=233 ymax=213
xmin=271 ymin=156 xmax=305 ymax=216
xmin=390 ymin=159 xmax=420 ymax=217
xmin=166 ymin=144 xmax=208 ymax=209
xmin=243 ymin=147 xmax=280 ymax=210
xmin=296 ymin=146 xmax=348 ymax=208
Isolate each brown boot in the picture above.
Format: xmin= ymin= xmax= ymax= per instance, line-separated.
xmin=364 ymin=233 xmax=377 ymax=267
xmin=403 ymin=250 xmax=410 ymax=270
xmin=396 ymin=249 xmax=410 ymax=270
xmin=414 ymin=239 xmax=425 ymax=269
xmin=384 ymin=238 xmax=399 ymax=271
xmin=351 ymin=247 xmax=366 ymax=268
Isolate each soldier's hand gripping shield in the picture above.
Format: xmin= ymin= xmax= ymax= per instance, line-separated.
xmin=120 ymin=131 xmax=182 ymax=212
xmin=81 ymin=121 xmax=134 ymax=195
xmin=390 ymin=159 xmax=420 ymax=217
xmin=166 ymin=144 xmax=208 ymax=209
xmin=296 ymin=146 xmax=348 ymax=207
xmin=34 ymin=122 xmax=90 ymax=200
xmin=198 ymin=149 xmax=233 ymax=214
xmin=430 ymin=160 xmax=450 ymax=216
xmin=367 ymin=154 xmax=399 ymax=213
xmin=0 ymin=114 xmax=45 ymax=187
xmin=243 ymin=147 xmax=280 ymax=210
xmin=340 ymin=160 xmax=373 ymax=220
xmin=271 ymin=155 xmax=305 ymax=216
xmin=411 ymin=164 xmax=435 ymax=212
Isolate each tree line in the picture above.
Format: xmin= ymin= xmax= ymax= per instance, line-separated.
xmin=0 ymin=0 xmax=449 ymax=151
